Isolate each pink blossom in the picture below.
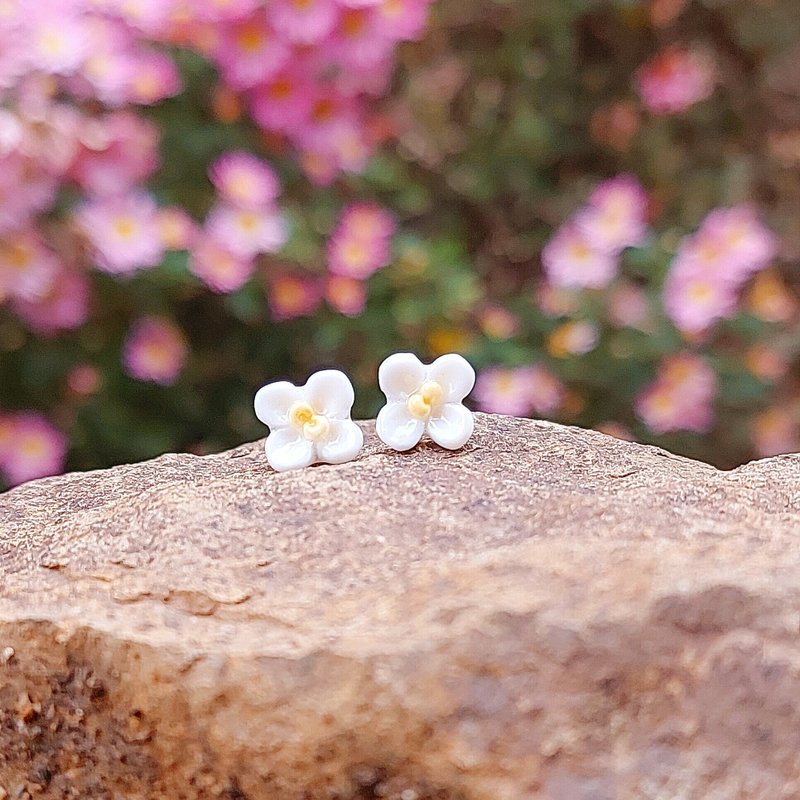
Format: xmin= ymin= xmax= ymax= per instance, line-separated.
xmin=28 ymin=7 xmax=88 ymax=76
xmin=75 ymin=191 xmax=164 ymax=275
xmin=268 ymin=273 xmax=321 ymax=321
xmin=70 ymin=111 xmax=160 ymax=196
xmin=329 ymin=7 xmax=390 ymax=69
xmin=327 ymin=229 xmax=391 ymax=279
xmin=267 ymin=0 xmax=338 ymax=44
xmin=127 ymin=49 xmax=182 ymax=105
xmin=547 ymin=320 xmax=599 ymax=358
xmin=635 ymin=352 xmax=716 ymax=434
xmin=663 ymin=207 xmax=777 ymax=334
xmin=66 ymin=363 xmax=102 ymax=397
xmin=249 ymin=68 xmax=315 ymax=133
xmin=76 ymin=17 xmax=137 ymax=105
xmin=209 ymin=151 xmax=280 ymax=209
xmin=474 ymin=365 xmax=564 ymax=417
xmin=0 ymin=412 xmax=68 ymax=487
xmin=123 ymin=316 xmax=188 ymax=385
xmin=374 ymin=0 xmax=430 ymax=40
xmin=326 ymin=202 xmax=394 ymax=279
xmin=157 ymin=206 xmax=199 ymax=250
xmin=607 ymin=283 xmax=651 ymax=329
xmin=636 ymin=46 xmax=715 ymax=115
xmin=338 ymin=203 xmax=395 ymax=241
xmin=205 ymin=203 xmax=287 ymax=258
xmin=190 ymin=0 xmax=262 ymax=22
xmin=188 ymin=233 xmax=255 ymax=293
xmin=699 ymin=205 xmax=777 ymax=280
xmin=663 ymin=265 xmax=738 ymax=334
xmin=325 ymin=275 xmax=366 ymax=316
xmin=12 ymin=265 xmax=90 ymax=335
xmin=575 ymin=175 xmax=648 ymax=253
xmin=212 ymin=16 xmax=290 ymax=90
xmin=541 ymin=223 xmax=619 ymax=289
xmin=0 ymin=231 xmax=58 ymax=301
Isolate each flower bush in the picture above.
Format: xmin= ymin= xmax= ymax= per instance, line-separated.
xmin=1 ymin=0 xmax=799 ymax=487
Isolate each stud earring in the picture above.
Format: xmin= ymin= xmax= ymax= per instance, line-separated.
xmin=375 ymin=353 xmax=475 ymax=452
xmin=254 ymin=369 xmax=363 ymax=472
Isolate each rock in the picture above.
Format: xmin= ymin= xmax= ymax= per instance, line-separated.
xmin=2 ymin=414 xmax=800 ymax=799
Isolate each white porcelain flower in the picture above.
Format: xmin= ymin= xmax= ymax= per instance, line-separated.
xmin=254 ymin=370 xmax=363 ymax=472
xmin=376 ymin=353 xmax=476 ymax=451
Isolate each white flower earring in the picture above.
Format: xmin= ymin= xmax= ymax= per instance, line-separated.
xmin=254 ymin=370 xmax=363 ymax=472
xmin=376 ymin=353 xmax=475 ymax=451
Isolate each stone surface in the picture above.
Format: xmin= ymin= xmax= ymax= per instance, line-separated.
xmin=2 ymin=414 xmax=800 ymax=799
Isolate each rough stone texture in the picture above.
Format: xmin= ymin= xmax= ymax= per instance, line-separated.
xmin=2 ymin=414 xmax=800 ymax=799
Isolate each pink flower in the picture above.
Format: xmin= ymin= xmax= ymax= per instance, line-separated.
xmin=212 ymin=15 xmax=290 ymax=90
xmin=12 ymin=265 xmax=90 ymax=335
xmin=267 ymin=0 xmax=338 ymax=44
xmin=190 ymin=0 xmax=262 ymax=22
xmin=0 ymin=231 xmax=58 ymax=301
xmin=329 ymin=7 xmax=390 ymax=68
xmin=28 ymin=8 xmax=88 ymax=75
xmin=123 ymin=316 xmax=188 ymax=386
xmin=157 ymin=206 xmax=198 ymax=250
xmin=127 ymin=49 xmax=182 ymax=105
xmin=325 ymin=275 xmax=367 ymax=316
xmin=249 ymin=68 xmax=315 ymax=134
xmin=662 ymin=207 xmax=776 ymax=334
xmin=205 ymin=203 xmax=287 ymax=258
xmin=338 ymin=203 xmax=395 ymax=240
xmin=209 ymin=151 xmax=280 ymax=209
xmin=663 ymin=265 xmax=738 ymax=335
xmin=268 ymin=273 xmax=321 ymax=321
xmin=326 ymin=202 xmax=394 ymax=279
xmin=70 ymin=110 xmax=160 ymax=196
xmin=374 ymin=0 xmax=430 ymax=40
xmin=76 ymin=17 xmax=137 ymax=105
xmin=575 ymin=175 xmax=648 ymax=253
xmin=188 ymin=233 xmax=255 ymax=293
xmin=635 ymin=352 xmax=716 ymax=434
xmin=327 ymin=229 xmax=391 ymax=279
xmin=547 ymin=320 xmax=599 ymax=358
xmin=75 ymin=191 xmax=164 ymax=275
xmin=541 ymin=223 xmax=619 ymax=289
xmin=699 ymin=205 xmax=777 ymax=280
xmin=636 ymin=46 xmax=715 ymax=115
xmin=474 ymin=365 xmax=564 ymax=417
xmin=0 ymin=412 xmax=68 ymax=487
xmin=607 ymin=283 xmax=651 ymax=329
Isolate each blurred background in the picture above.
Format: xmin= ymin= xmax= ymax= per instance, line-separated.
xmin=1 ymin=0 xmax=799 ymax=489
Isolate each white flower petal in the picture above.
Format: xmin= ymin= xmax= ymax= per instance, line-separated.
xmin=378 ymin=352 xmax=426 ymax=402
xmin=427 ymin=353 xmax=476 ymax=403
xmin=316 ymin=419 xmax=363 ymax=464
xmin=254 ymin=381 xmax=303 ymax=428
xmin=265 ymin=428 xmax=315 ymax=472
xmin=427 ymin=403 xmax=474 ymax=450
xmin=304 ymin=369 xmax=355 ymax=419
xmin=376 ymin=401 xmax=425 ymax=451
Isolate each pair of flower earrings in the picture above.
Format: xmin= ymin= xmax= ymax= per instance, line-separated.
xmin=254 ymin=352 xmax=475 ymax=472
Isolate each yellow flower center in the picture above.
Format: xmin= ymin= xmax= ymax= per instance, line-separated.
xmin=289 ymin=401 xmax=330 ymax=441
xmin=406 ymin=380 xmax=444 ymax=420
xmin=114 ymin=216 xmax=138 ymax=240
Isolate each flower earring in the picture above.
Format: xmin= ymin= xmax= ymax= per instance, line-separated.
xmin=375 ymin=353 xmax=475 ymax=451
xmin=254 ymin=370 xmax=363 ymax=472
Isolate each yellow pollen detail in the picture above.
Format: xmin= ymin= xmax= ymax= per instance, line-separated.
xmin=237 ymin=26 xmax=265 ymax=54
xmin=407 ymin=380 xmax=444 ymax=420
xmin=289 ymin=401 xmax=330 ymax=441
xmin=114 ymin=216 xmax=138 ymax=240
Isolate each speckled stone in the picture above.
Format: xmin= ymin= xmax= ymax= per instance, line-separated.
xmin=2 ymin=414 xmax=800 ymax=799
